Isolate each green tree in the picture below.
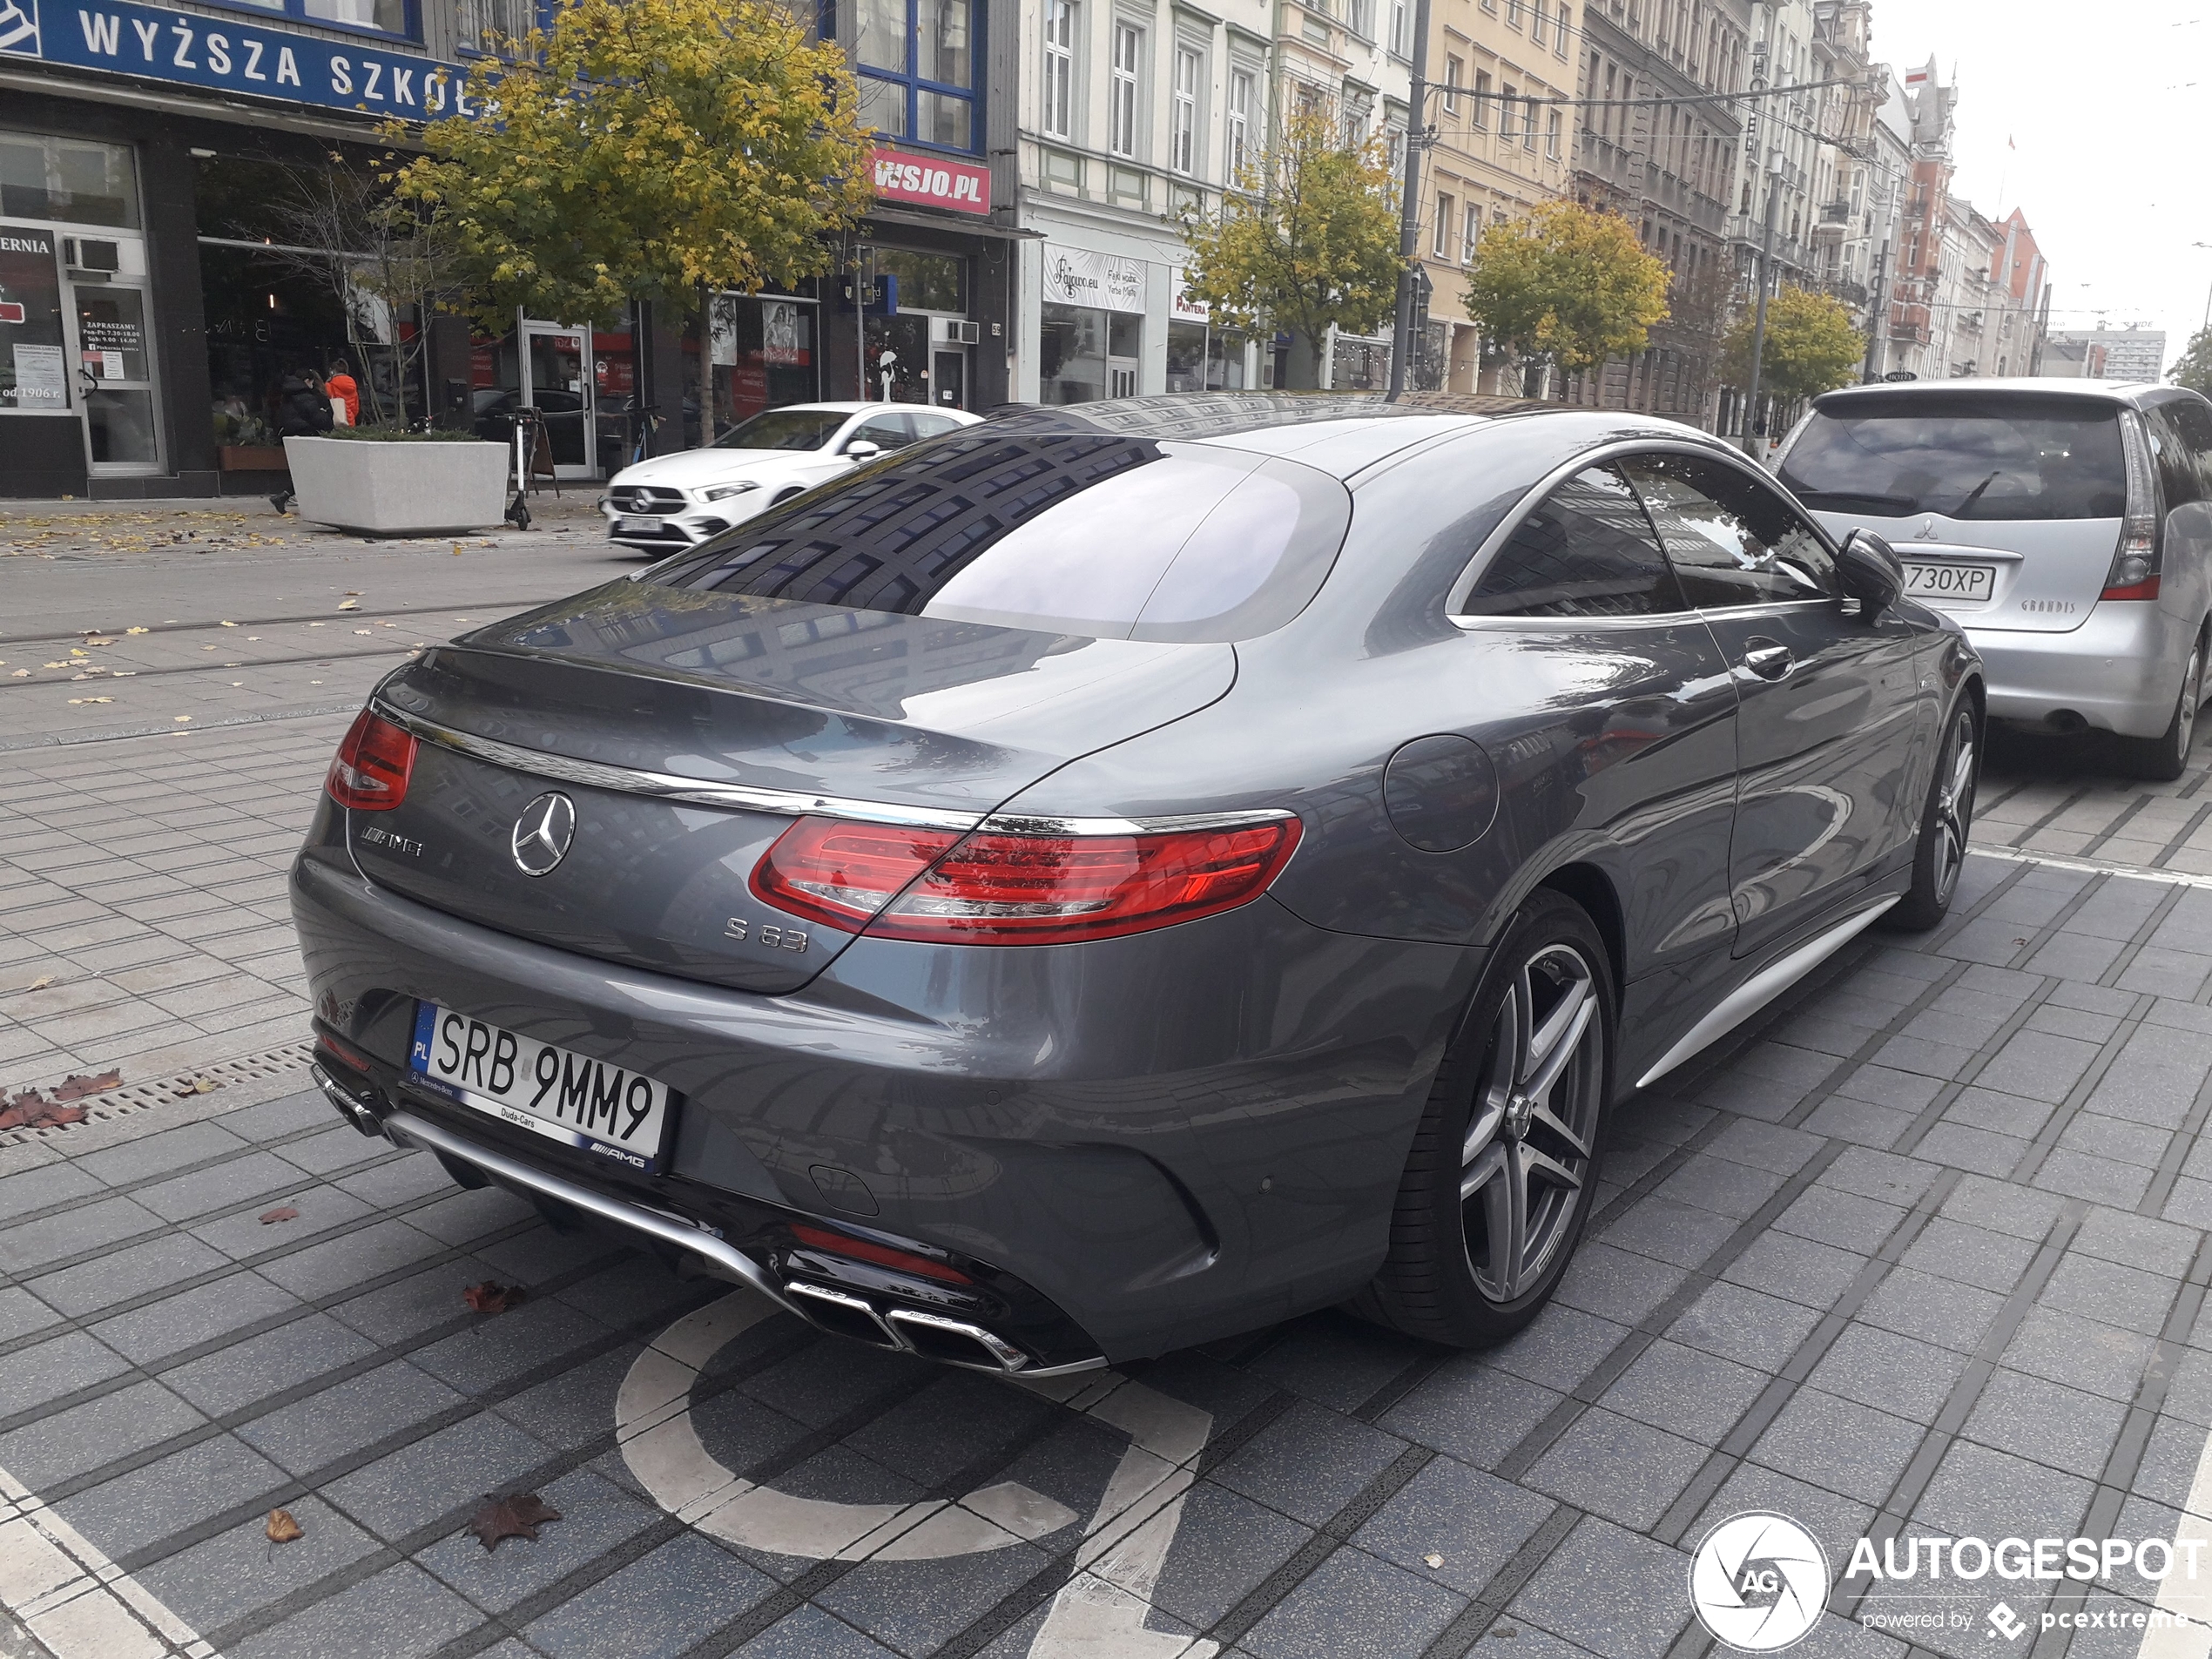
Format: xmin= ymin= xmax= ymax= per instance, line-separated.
xmin=2171 ymin=326 xmax=2212 ymax=398
xmin=1462 ymin=200 xmax=1670 ymax=393
xmin=1721 ymin=285 xmax=1864 ymax=401
xmin=1178 ymin=103 xmax=1401 ymax=388
xmin=395 ymin=0 xmax=874 ymax=331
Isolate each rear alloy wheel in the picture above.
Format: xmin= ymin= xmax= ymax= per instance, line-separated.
xmin=2121 ymin=632 xmax=2205 ymax=783
xmin=1356 ymin=890 xmax=1613 ymax=1345
xmin=1883 ymin=698 xmax=1979 ymax=933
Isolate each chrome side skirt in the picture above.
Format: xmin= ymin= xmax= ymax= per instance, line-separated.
xmin=1635 ymin=896 xmax=1900 ymax=1089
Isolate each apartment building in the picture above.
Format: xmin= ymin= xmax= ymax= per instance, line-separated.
xmin=1013 ymin=0 xmax=1281 ymax=400
xmin=1411 ymin=0 xmax=1581 ymax=392
xmin=1565 ymin=0 xmax=1751 ymax=419
xmin=2043 ymin=327 xmax=2168 ymax=382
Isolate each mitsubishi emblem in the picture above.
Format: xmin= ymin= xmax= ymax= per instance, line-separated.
xmin=1914 ymin=517 xmax=1940 ymax=541
xmin=510 ymin=792 xmax=576 ymax=877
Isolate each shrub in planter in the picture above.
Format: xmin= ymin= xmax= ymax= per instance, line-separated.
xmin=284 ymin=429 xmax=508 ymax=536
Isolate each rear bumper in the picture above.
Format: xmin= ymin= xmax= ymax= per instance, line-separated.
xmin=1965 ymin=602 xmax=2195 ymax=738
xmin=290 ymin=849 xmax=1478 ymax=1363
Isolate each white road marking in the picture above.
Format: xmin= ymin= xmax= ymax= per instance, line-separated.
xmin=0 ymin=1464 xmax=216 ymax=1659
xmin=617 ymin=1291 xmax=1220 ymax=1656
xmin=1969 ymin=844 xmax=2212 ymax=892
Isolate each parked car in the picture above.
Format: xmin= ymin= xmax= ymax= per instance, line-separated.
xmin=1777 ymin=381 xmax=2212 ymax=779
xmin=293 ymin=395 xmax=1979 ymax=1373
xmin=600 ymin=401 xmax=981 ymax=554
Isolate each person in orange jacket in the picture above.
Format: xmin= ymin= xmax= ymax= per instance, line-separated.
xmin=325 ymin=360 xmax=361 ymax=427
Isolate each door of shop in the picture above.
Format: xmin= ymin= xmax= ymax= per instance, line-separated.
xmin=70 ymin=274 xmax=161 ymax=476
xmin=521 ymin=322 xmax=595 ymax=481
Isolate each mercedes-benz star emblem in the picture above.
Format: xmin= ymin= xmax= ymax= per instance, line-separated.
xmin=510 ymin=792 xmax=577 ymax=877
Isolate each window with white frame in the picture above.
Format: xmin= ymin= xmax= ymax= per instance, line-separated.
xmin=1523 ymin=97 xmax=1539 ymax=147
xmin=1546 ymin=108 xmax=1561 ymax=156
xmin=1041 ymin=0 xmax=1076 ymax=140
xmin=1473 ymin=69 xmax=1491 ymax=127
xmin=1227 ymin=67 xmax=1255 ymax=179
xmin=1555 ymin=3 xmax=1570 ymax=53
xmin=1463 ymin=201 xmax=1481 ymax=261
xmin=1506 ymin=0 xmax=1522 ymax=24
xmin=1434 ymin=192 xmax=1453 ymax=258
xmin=1109 ymin=22 xmax=1142 ymax=158
xmin=1171 ymin=45 xmax=1202 ymax=174
xmin=1389 ymin=0 xmax=1406 ymax=53
xmin=1532 ymin=0 xmax=1547 ymax=46
xmin=1349 ymin=0 xmax=1374 ymax=37
xmin=1499 ymin=83 xmax=1516 ymax=137
xmin=1442 ymin=54 xmax=1464 ymax=114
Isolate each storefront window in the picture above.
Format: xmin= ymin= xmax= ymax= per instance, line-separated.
xmin=1207 ymin=328 xmax=1250 ymax=391
xmin=1042 ymin=303 xmax=1139 ymax=403
xmin=873 ymin=249 xmax=965 ymax=313
xmin=1332 ymin=334 xmax=1391 ymax=391
xmin=0 ymin=226 xmax=69 ymax=412
xmin=1166 ymin=320 xmax=1251 ymax=394
xmin=0 ymin=132 xmax=138 ymax=228
xmin=708 ymin=293 xmax=819 ymax=431
xmin=863 ymin=313 xmax=931 ymax=402
xmin=854 ymin=0 xmax=981 ymax=152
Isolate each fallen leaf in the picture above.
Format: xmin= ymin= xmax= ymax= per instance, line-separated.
xmin=337 ymin=601 xmax=358 ymax=610
xmin=51 ymin=1070 xmax=120 ymax=1101
xmin=9 ymin=671 xmax=27 ymax=678
xmin=125 ymin=625 xmax=147 ymax=634
xmin=467 ymin=1491 xmax=561 ymax=1552
xmin=23 ymin=976 xmax=52 ymax=991
xmin=0 ymin=1092 xmax=87 ymax=1131
xmin=84 ymin=637 xmax=115 ymax=645
xmin=42 ymin=661 xmax=67 ymax=668
xmin=67 ymin=648 xmax=85 ymax=657
xmin=266 ymin=1508 xmax=303 ymax=1544
xmin=353 ymin=629 xmax=373 ymax=636
xmin=259 ymin=1205 xmax=300 ymax=1225
xmin=219 ymin=620 xmax=237 ymax=627
xmin=345 ymin=590 xmax=363 ymax=596
xmin=1424 ymin=1552 xmax=1445 ymax=1568
xmin=463 ymin=1280 xmax=525 ymax=1314
xmin=173 ymin=715 xmax=192 ymax=723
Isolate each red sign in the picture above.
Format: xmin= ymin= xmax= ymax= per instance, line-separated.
xmin=871 ymin=146 xmax=991 ymax=217
xmin=0 ymin=302 xmax=23 ymax=324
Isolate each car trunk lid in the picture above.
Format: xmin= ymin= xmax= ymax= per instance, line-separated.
xmin=1811 ymin=511 xmax=2120 ymax=633
xmin=348 ymin=584 xmax=1236 ymax=993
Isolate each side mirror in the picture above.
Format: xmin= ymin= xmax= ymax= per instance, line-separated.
xmin=843 ymin=438 xmax=880 ymax=460
xmin=1836 ymin=529 xmax=1904 ymax=618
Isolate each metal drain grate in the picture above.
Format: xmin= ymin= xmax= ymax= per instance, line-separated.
xmin=3 ymin=1042 xmax=316 ymax=1147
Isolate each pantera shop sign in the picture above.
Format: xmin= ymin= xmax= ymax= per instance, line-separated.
xmin=0 ymin=0 xmax=470 ymax=120
xmin=870 ymin=146 xmax=990 ymax=217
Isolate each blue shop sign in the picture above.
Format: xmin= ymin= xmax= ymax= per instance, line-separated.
xmin=0 ymin=0 xmax=471 ymax=119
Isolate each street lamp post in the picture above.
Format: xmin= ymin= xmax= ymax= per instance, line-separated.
xmin=2195 ymin=243 xmax=2212 ymax=334
xmin=1386 ymin=0 xmax=1433 ymax=398
xmin=1739 ymin=147 xmax=1785 ymax=458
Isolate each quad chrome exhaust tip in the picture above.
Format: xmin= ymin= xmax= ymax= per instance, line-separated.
xmin=784 ymin=1281 xmax=1034 ymax=1373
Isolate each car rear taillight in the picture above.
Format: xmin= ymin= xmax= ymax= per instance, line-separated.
xmin=2103 ymin=410 xmax=2164 ymax=601
xmin=787 ymin=1222 xmax=972 ymax=1285
xmin=749 ymin=819 xmax=964 ymax=928
xmin=326 ymin=709 xmax=417 ymax=811
xmin=752 ymin=813 xmax=1303 ymax=945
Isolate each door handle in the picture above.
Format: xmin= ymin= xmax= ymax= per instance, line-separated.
xmin=1740 ymin=640 xmax=1794 ymax=681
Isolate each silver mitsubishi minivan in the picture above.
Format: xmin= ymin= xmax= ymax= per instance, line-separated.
xmin=1778 ymin=381 xmax=2212 ymax=778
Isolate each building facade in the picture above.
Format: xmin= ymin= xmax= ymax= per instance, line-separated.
xmin=2043 ymin=327 xmax=2168 ymax=383
xmin=1410 ymin=0 xmax=1581 ymax=394
xmin=1563 ymin=0 xmax=1750 ymax=421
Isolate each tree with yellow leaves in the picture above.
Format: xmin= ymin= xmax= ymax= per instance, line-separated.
xmin=1463 ymin=201 xmax=1670 ymax=394
xmin=395 ymin=0 xmax=875 ymax=331
xmin=1721 ymin=286 xmax=1864 ymax=402
xmin=1178 ymin=102 xmax=1402 ymax=388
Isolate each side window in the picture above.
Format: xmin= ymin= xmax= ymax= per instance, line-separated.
xmin=850 ymin=413 xmax=916 ymax=451
xmin=1458 ymin=464 xmax=1688 ymax=619
xmin=2172 ymin=401 xmax=2212 ymax=502
xmin=911 ymin=413 xmax=963 ymax=439
xmin=2148 ymin=403 xmax=2208 ymax=508
xmin=1623 ymin=453 xmax=1838 ymax=608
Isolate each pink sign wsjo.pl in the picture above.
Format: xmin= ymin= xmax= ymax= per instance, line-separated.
xmin=870 ymin=147 xmax=991 ymax=217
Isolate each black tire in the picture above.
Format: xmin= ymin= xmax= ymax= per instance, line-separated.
xmin=2118 ymin=630 xmax=2205 ymax=783
xmin=1353 ymin=888 xmax=1615 ymax=1345
xmin=1882 ymin=696 xmax=1979 ymax=934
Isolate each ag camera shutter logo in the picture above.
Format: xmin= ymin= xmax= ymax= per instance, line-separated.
xmin=1689 ymin=1512 xmax=1831 ymax=1651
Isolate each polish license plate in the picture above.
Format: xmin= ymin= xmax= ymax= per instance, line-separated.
xmin=408 ymin=1003 xmax=672 ymax=1172
xmin=615 ymin=516 xmax=663 ymax=534
xmin=1903 ymin=561 xmax=1996 ymax=602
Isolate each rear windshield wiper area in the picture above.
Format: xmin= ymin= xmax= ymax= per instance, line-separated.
xmin=1783 ymin=486 xmax=1921 ymax=516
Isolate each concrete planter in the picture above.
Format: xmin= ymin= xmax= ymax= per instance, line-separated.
xmin=284 ymin=435 xmax=508 ymax=536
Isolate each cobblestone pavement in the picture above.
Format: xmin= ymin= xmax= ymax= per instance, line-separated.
xmin=8 ymin=523 xmax=2212 ymax=1659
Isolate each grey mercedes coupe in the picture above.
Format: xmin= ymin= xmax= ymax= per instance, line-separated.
xmin=293 ymin=395 xmax=1981 ymax=1376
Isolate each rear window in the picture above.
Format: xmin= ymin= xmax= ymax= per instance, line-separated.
xmin=713 ymin=408 xmax=846 ymax=451
xmin=1779 ymin=395 xmax=2126 ymax=522
xmin=649 ymin=428 xmax=1353 ymax=644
